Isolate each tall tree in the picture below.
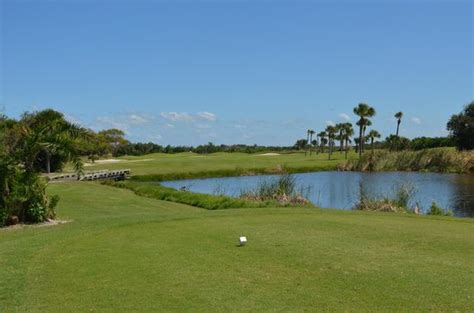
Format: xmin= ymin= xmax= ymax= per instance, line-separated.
xmin=367 ymin=130 xmax=381 ymax=152
xmin=447 ymin=102 xmax=474 ymax=151
xmin=308 ymin=130 xmax=315 ymax=156
xmin=353 ymin=103 xmax=376 ymax=157
xmin=342 ymin=123 xmax=354 ymax=159
xmin=19 ymin=109 xmax=85 ymax=173
xmin=317 ymin=131 xmax=327 ymax=153
xmin=395 ymin=111 xmax=403 ymax=137
xmin=304 ymin=129 xmax=311 ymax=156
xmin=325 ymin=125 xmax=337 ymax=160
xmin=335 ymin=123 xmax=344 ymax=153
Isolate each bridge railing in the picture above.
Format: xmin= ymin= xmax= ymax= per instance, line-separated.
xmin=48 ymin=169 xmax=131 ymax=182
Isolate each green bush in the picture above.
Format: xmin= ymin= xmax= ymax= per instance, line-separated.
xmin=427 ymin=202 xmax=453 ymax=216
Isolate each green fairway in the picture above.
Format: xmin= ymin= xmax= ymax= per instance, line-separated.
xmin=1 ymin=182 xmax=473 ymax=311
xmin=77 ymin=151 xmax=357 ymax=177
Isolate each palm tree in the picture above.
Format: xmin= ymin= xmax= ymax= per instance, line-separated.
xmin=317 ymin=131 xmax=327 ymax=153
xmin=335 ymin=123 xmax=344 ymax=153
xmin=17 ymin=111 xmax=85 ymax=175
xmin=325 ymin=125 xmax=337 ymax=160
xmin=367 ymin=130 xmax=381 ymax=152
xmin=353 ymin=103 xmax=376 ymax=157
xmin=305 ymin=129 xmax=310 ymax=156
xmin=395 ymin=111 xmax=403 ymax=137
xmin=342 ymin=123 xmax=354 ymax=159
xmin=308 ymin=130 xmax=315 ymax=156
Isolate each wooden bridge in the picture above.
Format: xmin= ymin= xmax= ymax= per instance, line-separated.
xmin=48 ymin=169 xmax=131 ymax=182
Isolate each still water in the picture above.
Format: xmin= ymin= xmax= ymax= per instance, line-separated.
xmin=162 ymin=172 xmax=474 ymax=217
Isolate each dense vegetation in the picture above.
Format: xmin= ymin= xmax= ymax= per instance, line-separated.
xmin=340 ymin=148 xmax=474 ymax=173
xmin=447 ymin=101 xmax=474 ymax=150
xmin=0 ymin=110 xmax=83 ymax=226
xmin=114 ymin=142 xmax=296 ymax=157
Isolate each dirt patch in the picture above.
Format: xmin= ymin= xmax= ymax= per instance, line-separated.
xmin=2 ymin=219 xmax=70 ymax=231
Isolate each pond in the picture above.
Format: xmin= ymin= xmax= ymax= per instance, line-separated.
xmin=162 ymin=172 xmax=474 ymax=217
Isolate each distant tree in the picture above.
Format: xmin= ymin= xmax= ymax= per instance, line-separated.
xmin=317 ymin=131 xmax=327 ymax=153
xmin=353 ymin=103 xmax=376 ymax=157
xmin=342 ymin=123 xmax=354 ymax=159
xmin=447 ymin=102 xmax=474 ymax=150
xmin=325 ymin=125 xmax=337 ymax=160
xmin=394 ymin=111 xmax=403 ymax=137
xmin=305 ymin=130 xmax=310 ymax=156
xmin=385 ymin=135 xmax=411 ymax=151
xmin=410 ymin=137 xmax=454 ymax=150
xmin=335 ymin=123 xmax=344 ymax=153
xmin=367 ymin=130 xmax=381 ymax=152
xmin=308 ymin=130 xmax=315 ymax=156
xmin=294 ymin=139 xmax=307 ymax=150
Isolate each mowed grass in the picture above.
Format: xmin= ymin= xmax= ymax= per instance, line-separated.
xmin=76 ymin=151 xmax=356 ymax=177
xmin=1 ymin=182 xmax=473 ymax=311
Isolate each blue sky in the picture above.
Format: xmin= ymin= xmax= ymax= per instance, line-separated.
xmin=1 ymin=0 xmax=472 ymax=145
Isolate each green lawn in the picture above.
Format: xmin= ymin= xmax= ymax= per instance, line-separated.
xmin=76 ymin=151 xmax=356 ymax=176
xmin=1 ymin=182 xmax=473 ymax=311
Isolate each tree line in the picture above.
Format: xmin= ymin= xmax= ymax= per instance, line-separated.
xmin=295 ymin=101 xmax=473 ymax=157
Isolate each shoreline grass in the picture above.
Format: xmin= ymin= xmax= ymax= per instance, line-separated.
xmin=106 ymin=178 xmax=314 ymax=210
xmin=340 ymin=148 xmax=474 ymax=173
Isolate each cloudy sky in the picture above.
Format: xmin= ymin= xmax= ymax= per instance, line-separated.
xmin=1 ymin=0 xmax=472 ymax=145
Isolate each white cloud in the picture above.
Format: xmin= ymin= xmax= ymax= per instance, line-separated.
xmin=326 ymin=120 xmax=335 ymax=126
xmin=197 ymin=111 xmax=217 ymax=122
xmin=160 ymin=111 xmax=217 ymax=123
xmin=160 ymin=112 xmax=193 ymax=122
xmin=163 ymin=123 xmax=175 ymax=129
xmin=411 ymin=117 xmax=421 ymax=125
xmin=339 ymin=113 xmax=351 ymax=121
xmin=129 ymin=114 xmax=148 ymax=124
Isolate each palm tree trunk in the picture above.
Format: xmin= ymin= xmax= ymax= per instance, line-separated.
xmin=358 ymin=124 xmax=363 ymax=158
xmin=362 ymin=125 xmax=367 ymax=153
xmin=396 ymin=120 xmax=400 ymax=137
xmin=304 ymin=131 xmax=309 ymax=156
xmin=345 ymin=139 xmax=348 ymax=160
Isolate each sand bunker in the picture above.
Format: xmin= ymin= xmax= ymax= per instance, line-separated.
xmin=94 ymin=159 xmax=122 ymax=164
xmin=258 ymin=153 xmax=281 ymax=156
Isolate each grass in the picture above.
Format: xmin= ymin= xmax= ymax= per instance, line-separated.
xmin=341 ymin=148 xmax=474 ymax=173
xmin=1 ymin=182 xmax=473 ymax=311
xmin=108 ymin=179 xmax=313 ymax=210
xmin=71 ymin=151 xmax=357 ymax=178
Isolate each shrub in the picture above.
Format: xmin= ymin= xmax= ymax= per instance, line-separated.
xmin=239 ymin=174 xmax=311 ymax=206
xmin=427 ymin=202 xmax=453 ymax=216
xmin=353 ymin=182 xmax=415 ymax=213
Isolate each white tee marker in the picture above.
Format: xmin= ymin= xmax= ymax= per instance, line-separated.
xmin=239 ymin=236 xmax=247 ymax=246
